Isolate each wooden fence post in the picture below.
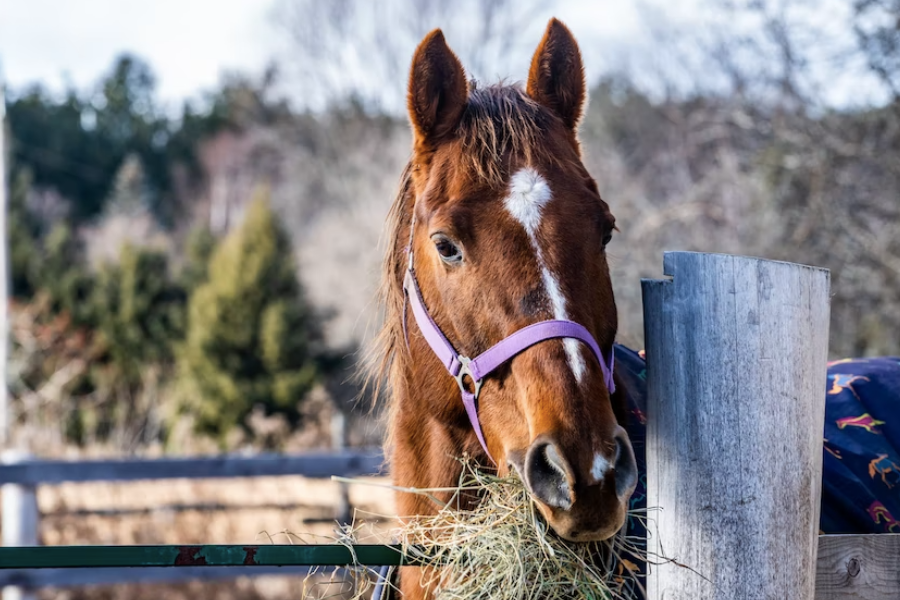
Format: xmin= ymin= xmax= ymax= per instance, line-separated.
xmin=1 ymin=73 xmax=9 ymax=449
xmin=641 ymin=252 xmax=830 ymax=600
xmin=330 ymin=410 xmax=351 ymax=524
xmin=2 ymin=451 xmax=38 ymax=600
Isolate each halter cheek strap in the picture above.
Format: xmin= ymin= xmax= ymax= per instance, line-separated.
xmin=402 ymin=267 xmax=616 ymax=465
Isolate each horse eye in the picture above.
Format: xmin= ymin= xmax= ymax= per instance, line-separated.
xmin=602 ymin=231 xmax=613 ymax=247
xmin=432 ymin=235 xmax=463 ymax=264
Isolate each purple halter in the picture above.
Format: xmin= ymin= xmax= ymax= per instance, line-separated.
xmin=402 ymin=254 xmax=615 ymax=465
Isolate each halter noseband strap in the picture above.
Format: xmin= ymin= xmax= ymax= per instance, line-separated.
xmin=402 ymin=265 xmax=616 ymax=465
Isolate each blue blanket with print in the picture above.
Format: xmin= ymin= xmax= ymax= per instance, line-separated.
xmin=616 ymin=345 xmax=900 ymax=537
xmin=611 ymin=346 xmax=900 ymax=595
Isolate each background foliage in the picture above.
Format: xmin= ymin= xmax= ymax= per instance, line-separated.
xmin=179 ymin=192 xmax=323 ymax=444
xmin=4 ymin=0 xmax=899 ymax=455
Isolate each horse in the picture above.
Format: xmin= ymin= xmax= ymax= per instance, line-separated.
xmin=371 ymin=16 xmax=900 ymax=600
xmin=372 ymin=18 xmax=637 ymax=599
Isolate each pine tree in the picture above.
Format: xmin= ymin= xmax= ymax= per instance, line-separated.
xmin=39 ymin=223 xmax=95 ymax=326
xmin=179 ymin=190 xmax=322 ymax=441
xmin=180 ymin=226 xmax=218 ymax=293
xmin=80 ymin=245 xmax=186 ymax=445
xmin=106 ymin=154 xmax=149 ymax=214
xmin=93 ymin=244 xmax=185 ymax=378
xmin=7 ymin=168 xmax=41 ymax=297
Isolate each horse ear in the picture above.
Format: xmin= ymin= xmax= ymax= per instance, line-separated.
xmin=526 ymin=18 xmax=586 ymax=130
xmin=407 ymin=29 xmax=468 ymax=147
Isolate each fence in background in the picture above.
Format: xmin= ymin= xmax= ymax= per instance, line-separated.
xmin=0 ymin=449 xmax=384 ymax=598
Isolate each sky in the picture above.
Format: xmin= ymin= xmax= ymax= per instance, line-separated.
xmin=0 ymin=0 xmax=884 ymax=110
xmin=0 ymin=0 xmax=273 ymax=103
xmin=0 ymin=0 xmax=657 ymax=107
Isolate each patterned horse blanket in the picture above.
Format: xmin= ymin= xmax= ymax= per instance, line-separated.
xmin=614 ymin=345 xmax=900 ymax=536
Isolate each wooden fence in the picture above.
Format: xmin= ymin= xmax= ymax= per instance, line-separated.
xmin=0 ymin=449 xmax=384 ymax=598
xmin=3 ymin=253 xmax=900 ymax=599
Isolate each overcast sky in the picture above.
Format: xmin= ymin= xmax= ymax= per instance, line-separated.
xmin=0 ymin=0 xmax=273 ymax=102
xmin=0 ymin=0 xmax=662 ymax=105
xmin=0 ymin=0 xmax=882 ymax=110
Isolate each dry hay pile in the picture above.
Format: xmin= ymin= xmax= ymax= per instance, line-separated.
xmin=326 ymin=461 xmax=645 ymax=600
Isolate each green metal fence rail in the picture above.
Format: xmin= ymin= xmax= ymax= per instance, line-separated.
xmin=0 ymin=545 xmax=411 ymax=569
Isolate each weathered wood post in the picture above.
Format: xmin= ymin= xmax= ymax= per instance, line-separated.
xmin=642 ymin=252 xmax=830 ymax=600
xmin=1 ymin=73 xmax=9 ymax=449
xmin=330 ymin=409 xmax=351 ymax=524
xmin=2 ymin=452 xmax=39 ymax=600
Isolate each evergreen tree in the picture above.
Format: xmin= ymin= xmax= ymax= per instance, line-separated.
xmin=179 ymin=191 xmax=322 ymax=441
xmin=38 ymin=223 xmax=95 ymax=326
xmin=77 ymin=245 xmax=186 ymax=444
xmin=7 ymin=168 xmax=41 ymax=297
xmin=93 ymin=245 xmax=185 ymax=379
xmin=180 ymin=226 xmax=218 ymax=293
xmin=6 ymin=54 xmax=233 ymax=223
xmin=4 ymin=167 xmax=90 ymax=312
xmin=105 ymin=153 xmax=150 ymax=214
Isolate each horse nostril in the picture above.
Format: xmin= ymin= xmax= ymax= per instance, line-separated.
xmin=613 ymin=426 xmax=638 ymax=499
xmin=524 ymin=439 xmax=573 ymax=510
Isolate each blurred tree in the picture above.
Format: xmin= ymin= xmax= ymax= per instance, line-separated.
xmin=105 ymin=153 xmax=149 ymax=213
xmin=7 ymin=165 xmax=95 ymax=318
xmin=276 ymin=0 xmax=554 ymax=110
xmin=92 ymin=55 xmax=175 ymax=220
xmin=5 ymin=54 xmax=235 ymax=224
xmin=854 ymin=0 xmax=900 ymax=97
xmin=180 ymin=226 xmax=219 ymax=293
xmin=179 ymin=190 xmax=323 ymax=442
xmin=38 ymin=224 xmax=96 ymax=325
xmin=83 ymin=245 xmax=185 ymax=445
xmin=6 ymin=86 xmax=110 ymax=218
xmin=207 ymin=67 xmax=293 ymax=129
xmin=93 ymin=245 xmax=185 ymax=380
xmin=7 ymin=167 xmax=41 ymax=297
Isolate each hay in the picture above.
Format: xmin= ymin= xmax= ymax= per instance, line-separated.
xmin=335 ymin=460 xmax=646 ymax=600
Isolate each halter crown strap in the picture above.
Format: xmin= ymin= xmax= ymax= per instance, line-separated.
xmin=403 ymin=268 xmax=616 ymax=464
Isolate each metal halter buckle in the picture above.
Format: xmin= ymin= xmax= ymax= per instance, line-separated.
xmin=454 ymin=356 xmax=484 ymax=399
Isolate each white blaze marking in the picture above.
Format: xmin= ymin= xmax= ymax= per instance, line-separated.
xmin=591 ymin=452 xmax=610 ymax=481
xmin=503 ymin=167 xmax=587 ymax=382
xmin=505 ymin=168 xmax=551 ymax=235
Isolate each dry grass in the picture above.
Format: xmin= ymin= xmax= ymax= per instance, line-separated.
xmin=334 ymin=461 xmax=646 ymax=600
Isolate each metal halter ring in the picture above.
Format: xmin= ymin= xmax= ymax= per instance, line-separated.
xmin=455 ymin=356 xmax=484 ymax=400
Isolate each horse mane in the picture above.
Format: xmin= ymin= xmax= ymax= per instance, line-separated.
xmin=456 ymin=82 xmax=556 ymax=186
xmin=365 ymin=83 xmax=563 ymax=449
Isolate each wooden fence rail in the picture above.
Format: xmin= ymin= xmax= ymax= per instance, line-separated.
xmin=0 ymin=565 xmax=317 ymax=589
xmin=0 ymin=450 xmax=384 ymax=485
xmin=0 ymin=450 xmax=384 ymax=598
xmin=816 ymin=534 xmax=900 ymax=600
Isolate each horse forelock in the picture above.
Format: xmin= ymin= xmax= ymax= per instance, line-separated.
xmin=457 ymin=83 xmax=563 ymax=185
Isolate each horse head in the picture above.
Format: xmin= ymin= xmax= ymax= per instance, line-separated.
xmin=386 ymin=18 xmax=636 ymax=544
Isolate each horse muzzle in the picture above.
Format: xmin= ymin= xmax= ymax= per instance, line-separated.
xmin=509 ymin=426 xmax=637 ymax=542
